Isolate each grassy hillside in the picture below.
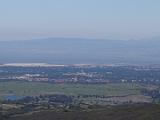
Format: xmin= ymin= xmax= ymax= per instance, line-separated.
xmin=6 ymin=104 xmax=160 ymax=120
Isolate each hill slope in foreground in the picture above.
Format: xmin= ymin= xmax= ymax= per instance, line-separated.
xmin=5 ymin=104 xmax=160 ymax=120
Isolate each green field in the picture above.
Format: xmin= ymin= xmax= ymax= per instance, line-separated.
xmin=0 ymin=81 xmax=144 ymax=99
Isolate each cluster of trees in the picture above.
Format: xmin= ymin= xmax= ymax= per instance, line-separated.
xmin=142 ymin=89 xmax=160 ymax=102
xmin=3 ymin=94 xmax=73 ymax=105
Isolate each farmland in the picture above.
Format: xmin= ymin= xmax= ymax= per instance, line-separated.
xmin=0 ymin=81 xmax=142 ymax=99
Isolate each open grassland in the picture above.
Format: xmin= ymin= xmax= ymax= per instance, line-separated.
xmin=0 ymin=81 xmax=143 ymax=99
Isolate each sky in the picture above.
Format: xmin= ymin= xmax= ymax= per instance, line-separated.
xmin=0 ymin=0 xmax=160 ymax=41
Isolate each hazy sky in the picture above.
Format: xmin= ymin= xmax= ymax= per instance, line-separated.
xmin=0 ymin=0 xmax=160 ymax=40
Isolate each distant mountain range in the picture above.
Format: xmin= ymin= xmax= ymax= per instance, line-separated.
xmin=0 ymin=37 xmax=160 ymax=65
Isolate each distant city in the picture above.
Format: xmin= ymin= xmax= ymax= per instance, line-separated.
xmin=1 ymin=63 xmax=160 ymax=84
